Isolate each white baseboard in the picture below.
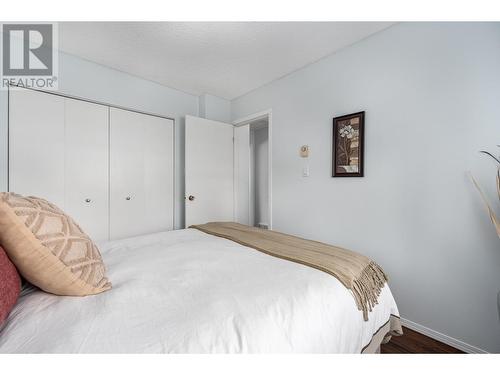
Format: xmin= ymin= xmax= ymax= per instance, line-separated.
xmin=400 ymin=317 xmax=488 ymax=354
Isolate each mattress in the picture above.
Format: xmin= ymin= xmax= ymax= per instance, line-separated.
xmin=0 ymin=229 xmax=400 ymax=353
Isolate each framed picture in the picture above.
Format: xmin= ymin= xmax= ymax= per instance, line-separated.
xmin=332 ymin=111 xmax=365 ymax=177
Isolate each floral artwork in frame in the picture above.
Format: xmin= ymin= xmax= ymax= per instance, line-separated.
xmin=332 ymin=111 xmax=365 ymax=177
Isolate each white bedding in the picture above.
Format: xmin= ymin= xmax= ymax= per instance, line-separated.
xmin=0 ymin=229 xmax=399 ymax=353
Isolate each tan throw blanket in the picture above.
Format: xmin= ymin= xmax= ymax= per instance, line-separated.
xmin=191 ymin=222 xmax=388 ymax=321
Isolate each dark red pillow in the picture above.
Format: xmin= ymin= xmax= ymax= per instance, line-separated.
xmin=0 ymin=245 xmax=21 ymax=325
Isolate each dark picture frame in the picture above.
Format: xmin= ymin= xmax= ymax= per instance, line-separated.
xmin=332 ymin=111 xmax=365 ymax=177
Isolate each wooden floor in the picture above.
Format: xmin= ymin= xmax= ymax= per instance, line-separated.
xmin=381 ymin=326 xmax=464 ymax=354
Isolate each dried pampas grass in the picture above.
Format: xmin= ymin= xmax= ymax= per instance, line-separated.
xmin=470 ymin=146 xmax=500 ymax=239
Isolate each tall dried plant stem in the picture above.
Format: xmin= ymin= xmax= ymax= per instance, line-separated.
xmin=469 ymin=168 xmax=500 ymax=238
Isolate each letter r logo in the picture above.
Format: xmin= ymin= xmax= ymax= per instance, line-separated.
xmin=2 ymin=24 xmax=53 ymax=76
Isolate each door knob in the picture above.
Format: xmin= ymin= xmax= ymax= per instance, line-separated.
xmin=125 ymin=196 xmax=131 ymax=201
xmin=188 ymin=195 xmax=195 ymax=201
xmin=85 ymin=198 xmax=91 ymax=203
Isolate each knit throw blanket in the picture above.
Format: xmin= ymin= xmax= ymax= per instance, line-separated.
xmin=191 ymin=222 xmax=388 ymax=321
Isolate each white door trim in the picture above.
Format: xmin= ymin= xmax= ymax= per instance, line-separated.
xmin=233 ymin=109 xmax=272 ymax=230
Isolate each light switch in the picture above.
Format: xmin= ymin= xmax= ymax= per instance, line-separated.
xmin=302 ymin=166 xmax=310 ymax=177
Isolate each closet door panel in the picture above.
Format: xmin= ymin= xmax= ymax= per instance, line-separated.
xmin=65 ymin=98 xmax=109 ymax=241
xmin=110 ymin=108 xmax=146 ymax=239
xmin=9 ymin=89 xmax=65 ymax=208
xmin=143 ymin=115 xmax=174 ymax=233
xmin=110 ymin=108 xmax=174 ymax=239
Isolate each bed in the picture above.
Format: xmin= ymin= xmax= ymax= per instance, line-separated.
xmin=0 ymin=228 xmax=401 ymax=353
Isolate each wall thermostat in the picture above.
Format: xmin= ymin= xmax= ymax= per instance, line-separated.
xmin=300 ymin=145 xmax=309 ymax=158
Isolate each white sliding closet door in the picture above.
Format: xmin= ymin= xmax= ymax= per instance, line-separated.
xmin=65 ymin=99 xmax=109 ymax=241
xmin=9 ymin=89 xmax=65 ymax=208
xmin=110 ymin=108 xmax=174 ymax=240
xmin=142 ymin=114 xmax=174 ymax=234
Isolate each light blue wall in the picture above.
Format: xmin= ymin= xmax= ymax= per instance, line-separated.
xmin=0 ymin=51 xmax=199 ymax=229
xmin=232 ymin=22 xmax=500 ymax=352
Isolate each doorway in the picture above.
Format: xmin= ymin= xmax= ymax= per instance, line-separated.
xmin=185 ymin=112 xmax=271 ymax=229
xmin=250 ymin=118 xmax=269 ymax=229
xmin=233 ymin=110 xmax=272 ymax=230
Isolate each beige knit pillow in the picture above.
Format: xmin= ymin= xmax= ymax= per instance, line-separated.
xmin=0 ymin=192 xmax=111 ymax=296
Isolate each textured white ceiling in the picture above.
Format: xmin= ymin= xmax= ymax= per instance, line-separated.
xmin=59 ymin=22 xmax=393 ymax=99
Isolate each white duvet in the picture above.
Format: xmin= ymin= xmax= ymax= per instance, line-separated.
xmin=0 ymin=229 xmax=399 ymax=353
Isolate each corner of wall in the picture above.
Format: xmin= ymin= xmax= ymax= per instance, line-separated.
xmin=198 ymin=94 xmax=207 ymax=118
xmin=198 ymin=93 xmax=231 ymax=123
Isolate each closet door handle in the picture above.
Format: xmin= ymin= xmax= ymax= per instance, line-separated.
xmin=125 ymin=196 xmax=131 ymax=201
xmin=85 ymin=198 xmax=91 ymax=203
xmin=188 ymin=195 xmax=195 ymax=201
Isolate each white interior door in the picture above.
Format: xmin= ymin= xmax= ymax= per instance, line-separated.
xmin=234 ymin=124 xmax=250 ymax=225
xmin=65 ymin=98 xmax=109 ymax=241
xmin=9 ymin=89 xmax=65 ymax=208
xmin=110 ymin=108 xmax=174 ymax=240
xmin=185 ymin=115 xmax=234 ymax=227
